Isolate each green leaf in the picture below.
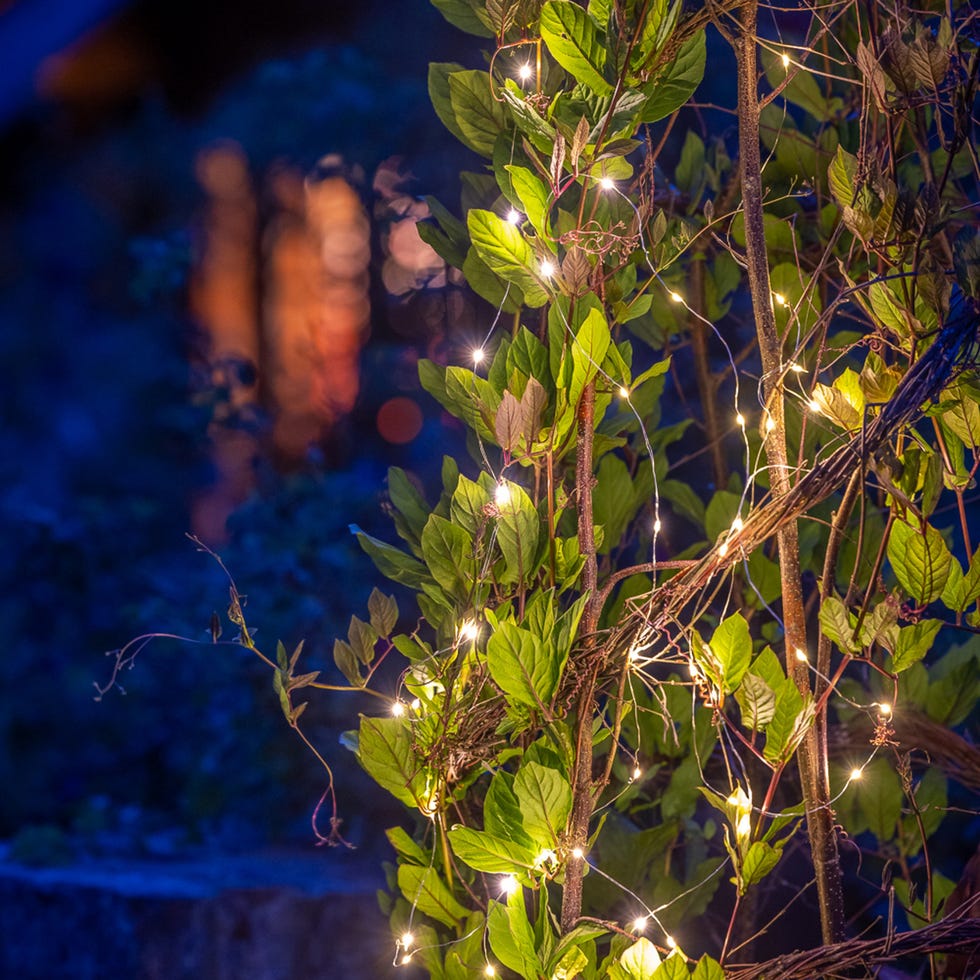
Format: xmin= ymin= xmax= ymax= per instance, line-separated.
xmin=739 ymin=840 xmax=783 ymax=893
xmin=640 ymin=32 xmax=706 ymax=123
xmin=943 ymin=548 xmax=980 ymax=611
xmin=651 ymin=952 xmax=692 ymax=980
xmin=430 ymin=0 xmax=494 ymax=36
xmin=540 ymin=0 xmax=611 ymax=95
xmin=421 ymin=513 xmax=476 ymax=596
xmin=448 ymin=825 xmax=537 ymax=873
xmin=428 ymin=62 xmax=469 ymax=146
xmin=892 ymin=618 xmax=942 ymax=673
xmin=468 ymin=209 xmax=550 ymax=307
xmin=856 ymin=758 xmax=903 ymax=840
xmin=358 ymin=716 xmax=426 ymax=808
xmin=351 ymin=525 xmax=429 ymax=590
xmin=819 ymin=594 xmax=860 ymax=654
xmin=735 ymin=673 xmax=777 ymax=730
xmin=495 ymin=481 xmax=541 ymax=585
xmin=448 ymin=70 xmax=508 ymax=157
xmin=691 ymin=956 xmax=725 ymax=980
xmin=568 ymin=306 xmax=612 ymax=411
xmin=505 ymin=165 xmax=552 ymax=238
xmin=887 ymin=518 xmax=953 ymax=604
xmin=488 ymin=892 xmax=541 ymax=978
xmin=710 ymin=612 xmax=752 ymax=693
xmin=367 ymin=589 xmax=398 ymax=637
xmin=333 ymin=639 xmax=363 ymax=687
xmin=704 ymin=489 xmax=742 ymax=543
xmin=387 ymin=466 xmax=430 ymax=549
xmin=764 ymin=679 xmax=813 ymax=764
xmin=618 ymin=937 xmax=662 ymax=979
xmin=484 ymin=771 xmax=535 ymax=848
xmin=487 ymin=620 xmax=557 ymax=707
xmin=513 ymin=762 xmax=573 ymax=845
xmin=397 ymin=864 xmax=468 ymax=927
xmin=828 ymin=145 xmax=858 ymax=209
xmin=762 ymin=47 xmax=835 ymax=119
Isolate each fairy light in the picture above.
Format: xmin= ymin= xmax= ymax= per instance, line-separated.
xmin=653 ymin=518 xmax=662 ymax=533
xmin=669 ymin=291 xmax=684 ymax=303
xmin=458 ymin=620 xmax=480 ymax=643
xmin=400 ymin=931 xmax=414 ymax=949
xmin=534 ymin=848 xmax=557 ymax=870
xmin=789 ymin=362 xmax=805 ymax=373
xmin=401 ymin=953 xmax=413 ymax=966
xmin=773 ymin=291 xmax=787 ymax=306
xmin=736 ymin=412 xmax=746 ymax=428
xmin=731 ymin=516 xmax=744 ymax=533
xmin=571 ymin=847 xmax=584 ymax=860
xmin=718 ymin=542 xmax=729 ymax=558
xmin=632 ymin=765 xmax=642 ymax=780
xmin=506 ymin=208 xmax=522 ymax=224
xmin=599 ymin=176 xmax=615 ymax=191
xmin=781 ymin=52 xmax=791 ymax=68
xmin=472 ymin=347 xmax=485 ymax=366
xmin=500 ymin=874 xmax=520 ymax=895
xmin=807 ymin=398 xmax=822 ymax=413
xmin=518 ymin=63 xmax=533 ymax=81
xmin=391 ymin=700 xmax=406 ymax=717
xmin=495 ymin=481 xmax=512 ymax=506
xmin=666 ymin=935 xmax=678 ymax=950
xmin=765 ymin=414 xmax=777 ymax=433
xmin=879 ymin=702 xmax=892 ymax=716
xmin=849 ymin=767 xmax=863 ymax=781
xmin=539 ymin=259 xmax=556 ymax=278
xmin=618 ymin=385 xmax=630 ymax=398
xmin=795 ymin=647 xmax=808 ymax=663
xmin=632 ymin=916 xmax=648 ymax=932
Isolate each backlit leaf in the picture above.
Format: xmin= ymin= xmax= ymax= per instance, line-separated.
xmin=887 ymin=518 xmax=952 ymax=604
xmin=540 ymin=0 xmax=611 ymax=95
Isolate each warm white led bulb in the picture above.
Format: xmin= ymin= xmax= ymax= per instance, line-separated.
xmin=495 ymin=481 xmax=511 ymax=506
xmin=518 ymin=63 xmax=533 ymax=81
xmin=718 ymin=542 xmax=729 ymax=558
xmin=571 ymin=847 xmax=584 ymax=859
xmin=879 ymin=702 xmax=892 ymax=716
xmin=484 ymin=966 xmax=497 ymax=978
xmin=472 ymin=347 xmax=485 ymax=365
xmin=789 ymin=362 xmax=805 ymax=373
xmin=669 ymin=291 xmax=683 ymax=303
xmin=391 ymin=701 xmax=406 ymax=717
xmin=632 ymin=916 xmax=648 ymax=932
xmin=401 ymin=932 xmax=414 ymax=948
xmin=849 ymin=767 xmax=863 ymax=781
xmin=653 ymin=517 xmax=662 ymax=533
xmin=500 ymin=874 xmax=520 ymax=895
xmin=807 ymin=398 xmax=821 ymax=413
xmin=632 ymin=765 xmax=642 ymax=780
xmin=736 ymin=412 xmax=746 ymax=427
xmin=506 ymin=208 xmax=521 ymax=224
xmin=731 ymin=516 xmax=744 ymax=533
xmin=773 ymin=291 xmax=787 ymax=306
xmin=765 ymin=415 xmax=777 ymax=433
xmin=599 ymin=177 xmax=615 ymax=191
xmin=618 ymin=385 xmax=630 ymax=399
xmin=540 ymin=259 xmax=556 ymax=278
xmin=781 ymin=52 xmax=791 ymax=68
xmin=459 ymin=620 xmax=479 ymax=642
xmin=795 ymin=648 xmax=808 ymax=663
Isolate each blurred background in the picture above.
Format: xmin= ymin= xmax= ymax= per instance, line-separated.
xmin=0 ymin=1 xmax=497 ymax=973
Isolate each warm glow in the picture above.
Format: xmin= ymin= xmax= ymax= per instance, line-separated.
xmin=401 ymin=953 xmax=413 ymax=965
xmin=500 ymin=874 xmax=520 ymax=895
xmin=653 ymin=518 xmax=662 ymax=533
xmin=879 ymin=702 xmax=892 ymax=716
xmin=495 ymin=481 xmax=512 ymax=506
xmin=736 ymin=413 xmax=746 ymax=427
xmin=391 ymin=701 xmax=406 ymax=717
xmin=506 ymin=208 xmax=522 ymax=224
xmin=632 ymin=765 xmax=642 ymax=780
xmin=633 ymin=916 xmax=648 ymax=932
xmin=484 ymin=966 xmax=497 ymax=978
xmin=618 ymin=385 xmax=630 ymax=398
xmin=849 ymin=767 xmax=863 ymax=781
xmin=401 ymin=932 xmax=414 ymax=948
xmin=718 ymin=542 xmax=729 ymax=558
xmin=807 ymin=398 xmax=822 ymax=413
xmin=795 ymin=648 xmax=808 ymax=663
xmin=666 ymin=935 xmax=677 ymax=949
xmin=518 ymin=63 xmax=533 ymax=81
xmin=781 ymin=52 xmax=791 ymax=68
xmin=731 ymin=516 xmax=744 ymax=533
xmin=669 ymin=291 xmax=683 ymax=303
xmin=765 ymin=415 xmax=777 ymax=433
xmin=472 ymin=347 xmax=485 ymax=365
xmin=789 ymin=362 xmax=805 ymax=373
xmin=571 ymin=847 xmax=584 ymax=860
xmin=773 ymin=291 xmax=787 ymax=306
xmin=599 ymin=177 xmax=615 ymax=191
xmin=540 ymin=259 xmax=556 ymax=278
xmin=459 ymin=620 xmax=480 ymax=642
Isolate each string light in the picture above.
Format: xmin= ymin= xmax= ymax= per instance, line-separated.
xmin=495 ymin=481 xmax=512 ymax=506
xmin=472 ymin=347 xmax=485 ymax=366
xmin=632 ymin=765 xmax=642 ymax=780
xmin=633 ymin=916 xmax=648 ymax=932
xmin=773 ymin=291 xmax=787 ymax=306
xmin=849 ymin=767 xmax=863 ymax=781
xmin=391 ymin=700 xmax=406 ymax=717
xmin=765 ymin=415 xmax=777 ymax=433
xmin=666 ymin=935 xmax=678 ymax=949
xmin=518 ymin=63 xmax=533 ymax=81
xmin=599 ymin=176 xmax=615 ymax=191
xmin=458 ymin=620 xmax=480 ymax=643
xmin=506 ymin=208 xmax=522 ymax=224
xmin=795 ymin=648 xmax=808 ymax=663
xmin=781 ymin=52 xmax=791 ymax=68
xmin=736 ymin=412 xmax=746 ymax=428
xmin=539 ymin=259 xmax=556 ymax=278
xmin=718 ymin=542 xmax=729 ymax=558
xmin=879 ymin=702 xmax=892 ymax=716
xmin=500 ymin=874 xmax=520 ymax=895
xmin=618 ymin=385 xmax=630 ymax=399
xmin=807 ymin=398 xmax=822 ymax=413
xmin=401 ymin=953 xmax=413 ymax=966
xmin=789 ymin=362 xmax=805 ymax=373
xmin=571 ymin=847 xmax=584 ymax=860
xmin=400 ymin=931 xmax=414 ymax=949
xmin=731 ymin=516 xmax=744 ymax=533
xmin=669 ymin=291 xmax=684 ymax=303
xmin=653 ymin=518 xmax=662 ymax=533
